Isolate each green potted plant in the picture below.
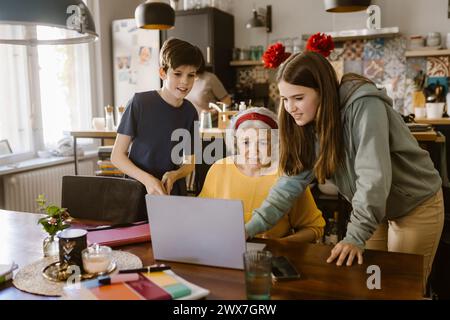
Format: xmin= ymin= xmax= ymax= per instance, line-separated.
xmin=36 ymin=194 xmax=72 ymax=257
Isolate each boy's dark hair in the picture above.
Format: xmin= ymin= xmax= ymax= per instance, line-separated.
xmin=196 ymin=52 xmax=206 ymax=74
xmin=160 ymin=37 xmax=203 ymax=72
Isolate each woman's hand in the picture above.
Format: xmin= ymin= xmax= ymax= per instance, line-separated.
xmin=144 ymin=175 xmax=167 ymax=195
xmin=161 ymin=171 xmax=179 ymax=195
xmin=326 ymin=241 xmax=364 ymax=266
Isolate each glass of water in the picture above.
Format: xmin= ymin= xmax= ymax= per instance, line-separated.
xmin=243 ymin=250 xmax=273 ymax=300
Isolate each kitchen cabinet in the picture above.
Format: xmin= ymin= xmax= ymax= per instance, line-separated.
xmin=162 ymin=7 xmax=234 ymax=89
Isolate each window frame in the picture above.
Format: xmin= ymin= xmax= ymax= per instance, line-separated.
xmin=0 ymin=0 xmax=98 ymax=165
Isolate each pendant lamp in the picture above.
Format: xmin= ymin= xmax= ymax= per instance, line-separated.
xmin=135 ymin=0 xmax=175 ymax=30
xmin=324 ymin=0 xmax=371 ymax=13
xmin=0 ymin=0 xmax=98 ymax=45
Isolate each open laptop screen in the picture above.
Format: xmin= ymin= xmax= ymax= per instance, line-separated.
xmin=146 ymin=195 xmax=248 ymax=269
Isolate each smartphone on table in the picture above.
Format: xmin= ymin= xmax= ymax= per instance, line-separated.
xmin=271 ymin=256 xmax=301 ymax=281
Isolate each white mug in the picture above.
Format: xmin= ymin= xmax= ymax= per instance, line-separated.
xmin=92 ymin=117 xmax=105 ymax=130
xmin=426 ymin=103 xmax=445 ymax=119
xmin=414 ymin=107 xmax=427 ymax=119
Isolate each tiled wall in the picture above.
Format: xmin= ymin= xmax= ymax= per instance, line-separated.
xmin=333 ymin=36 xmax=450 ymax=115
xmin=235 ymin=66 xmax=283 ymax=111
xmin=236 ymin=36 xmax=450 ymax=115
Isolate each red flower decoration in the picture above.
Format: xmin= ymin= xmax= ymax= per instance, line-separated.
xmin=305 ymin=32 xmax=335 ymax=58
xmin=262 ymin=43 xmax=292 ymax=69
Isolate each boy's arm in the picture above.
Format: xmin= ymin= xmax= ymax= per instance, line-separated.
xmin=162 ymin=155 xmax=196 ymax=194
xmin=111 ymin=133 xmax=167 ymax=195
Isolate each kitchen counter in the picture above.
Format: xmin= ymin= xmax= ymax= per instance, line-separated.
xmin=415 ymin=118 xmax=450 ymax=125
xmin=412 ymin=130 xmax=445 ymax=142
xmin=199 ymin=128 xmax=227 ymax=139
xmin=200 ymin=128 xmax=445 ymax=143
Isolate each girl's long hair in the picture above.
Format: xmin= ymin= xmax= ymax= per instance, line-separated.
xmin=277 ymin=51 xmax=346 ymax=183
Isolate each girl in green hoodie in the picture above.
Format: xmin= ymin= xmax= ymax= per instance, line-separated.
xmin=246 ymin=50 xmax=444 ymax=291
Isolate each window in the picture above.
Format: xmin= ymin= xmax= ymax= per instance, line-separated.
xmin=0 ymin=42 xmax=33 ymax=154
xmin=0 ymin=1 xmax=94 ymax=159
xmin=38 ymin=41 xmax=92 ymax=148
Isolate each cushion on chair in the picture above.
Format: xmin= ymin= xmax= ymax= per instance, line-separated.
xmin=61 ymin=175 xmax=147 ymax=223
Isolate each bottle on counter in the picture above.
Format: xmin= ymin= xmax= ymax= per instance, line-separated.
xmin=117 ymin=105 xmax=125 ymax=128
xmin=104 ymin=105 xmax=115 ymax=131
xmin=324 ymin=212 xmax=339 ymax=246
xmin=239 ymin=101 xmax=246 ymax=112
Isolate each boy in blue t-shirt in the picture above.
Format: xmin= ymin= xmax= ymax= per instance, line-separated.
xmin=112 ymin=38 xmax=202 ymax=196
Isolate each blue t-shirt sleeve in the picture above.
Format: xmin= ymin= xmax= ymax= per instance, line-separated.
xmin=117 ymin=95 xmax=138 ymax=138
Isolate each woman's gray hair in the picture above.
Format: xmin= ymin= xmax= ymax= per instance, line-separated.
xmin=225 ymin=107 xmax=279 ymax=170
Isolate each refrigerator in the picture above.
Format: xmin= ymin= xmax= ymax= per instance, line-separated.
xmin=112 ymin=19 xmax=161 ymax=109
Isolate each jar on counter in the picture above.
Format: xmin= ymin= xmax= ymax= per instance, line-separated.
xmin=104 ymin=105 xmax=115 ymax=131
xmin=426 ymin=32 xmax=441 ymax=47
xmin=239 ymin=48 xmax=250 ymax=61
xmin=232 ymin=48 xmax=241 ymax=61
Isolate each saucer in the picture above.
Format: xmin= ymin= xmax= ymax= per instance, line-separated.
xmin=42 ymin=261 xmax=116 ymax=282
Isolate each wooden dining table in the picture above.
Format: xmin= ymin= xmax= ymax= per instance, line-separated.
xmin=0 ymin=210 xmax=424 ymax=300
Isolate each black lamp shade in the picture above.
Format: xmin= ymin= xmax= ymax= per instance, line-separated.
xmin=135 ymin=2 xmax=175 ymax=30
xmin=324 ymin=0 xmax=371 ymax=12
xmin=0 ymin=0 xmax=98 ymax=45
xmin=245 ymin=10 xmax=264 ymax=29
xmin=245 ymin=5 xmax=271 ymax=33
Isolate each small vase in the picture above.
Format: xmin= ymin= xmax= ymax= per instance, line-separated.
xmin=43 ymin=235 xmax=59 ymax=258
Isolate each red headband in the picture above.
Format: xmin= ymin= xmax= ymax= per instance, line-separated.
xmin=234 ymin=113 xmax=278 ymax=130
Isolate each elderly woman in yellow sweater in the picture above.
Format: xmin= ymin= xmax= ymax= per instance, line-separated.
xmin=199 ymin=107 xmax=325 ymax=242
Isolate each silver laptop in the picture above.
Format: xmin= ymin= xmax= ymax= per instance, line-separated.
xmin=145 ymin=195 xmax=265 ymax=270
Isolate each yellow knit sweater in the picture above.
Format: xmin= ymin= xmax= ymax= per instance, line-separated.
xmin=198 ymin=157 xmax=325 ymax=240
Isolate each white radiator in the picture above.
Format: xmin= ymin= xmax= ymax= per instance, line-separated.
xmin=3 ymin=160 xmax=94 ymax=212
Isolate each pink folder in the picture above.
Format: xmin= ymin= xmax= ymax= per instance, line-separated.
xmin=87 ymin=223 xmax=151 ymax=247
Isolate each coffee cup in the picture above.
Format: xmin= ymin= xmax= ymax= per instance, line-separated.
xmin=82 ymin=244 xmax=112 ymax=274
xmin=58 ymin=229 xmax=88 ymax=273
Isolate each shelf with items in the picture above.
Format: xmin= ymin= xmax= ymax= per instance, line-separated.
xmin=96 ymin=146 xmax=124 ymax=177
xmin=230 ymin=60 xmax=264 ymax=67
xmin=302 ymin=27 xmax=400 ymax=42
xmin=405 ymin=49 xmax=450 ymax=57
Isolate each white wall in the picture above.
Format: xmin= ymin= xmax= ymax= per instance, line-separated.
xmin=230 ymin=0 xmax=450 ymax=48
